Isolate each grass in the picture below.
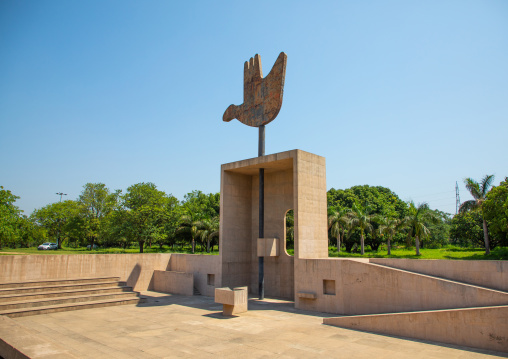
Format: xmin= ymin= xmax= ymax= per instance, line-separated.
xmin=2 ymin=245 xmax=507 ymax=260
xmin=328 ymin=245 xmax=508 ymax=260
xmin=0 ymin=245 xmax=219 ymax=256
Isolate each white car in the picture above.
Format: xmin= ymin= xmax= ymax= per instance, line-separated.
xmin=38 ymin=242 xmax=58 ymax=250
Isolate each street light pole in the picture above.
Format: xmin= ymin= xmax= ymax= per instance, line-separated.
xmin=55 ymin=192 xmax=67 ymax=248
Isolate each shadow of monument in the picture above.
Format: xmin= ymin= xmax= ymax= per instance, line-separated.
xmin=133 ymin=293 xmax=502 ymax=355
xmin=136 ymin=292 xmax=335 ymax=319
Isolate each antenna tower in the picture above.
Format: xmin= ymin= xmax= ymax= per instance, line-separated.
xmin=455 ymin=182 xmax=461 ymax=214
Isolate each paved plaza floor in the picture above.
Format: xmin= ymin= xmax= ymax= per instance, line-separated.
xmin=13 ymin=291 xmax=508 ymax=358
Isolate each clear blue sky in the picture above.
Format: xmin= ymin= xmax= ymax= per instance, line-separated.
xmin=1 ymin=0 xmax=507 ymax=215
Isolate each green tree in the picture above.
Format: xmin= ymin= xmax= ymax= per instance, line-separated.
xmin=328 ymin=185 xmax=407 ymax=219
xmin=32 ymin=200 xmax=81 ymax=248
xmin=328 ymin=206 xmax=350 ymax=252
xmin=106 ymin=207 xmax=135 ymax=249
xmin=376 ymin=216 xmax=400 ymax=255
xmin=122 ymin=183 xmax=169 ymax=253
xmin=328 ymin=185 xmax=408 ymax=250
xmin=459 ymin=175 xmax=495 ymax=255
xmin=178 ymin=205 xmax=203 ymax=254
xmin=17 ymin=215 xmax=46 ymax=248
xmin=423 ymin=209 xmax=451 ymax=249
xmin=349 ymin=204 xmax=373 ymax=255
xmin=449 ymin=211 xmax=484 ymax=247
xmin=404 ymin=202 xmax=438 ymax=256
xmin=0 ymin=186 xmax=23 ymax=248
xmin=197 ymin=216 xmax=219 ymax=252
xmin=78 ymin=183 xmax=119 ymax=250
xmin=182 ymin=191 xmax=220 ymax=219
xmin=483 ymin=177 xmax=508 ymax=248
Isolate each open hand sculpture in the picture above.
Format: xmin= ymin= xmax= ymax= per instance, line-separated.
xmin=223 ymin=52 xmax=287 ymax=127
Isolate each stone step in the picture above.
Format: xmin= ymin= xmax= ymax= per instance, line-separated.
xmin=0 ymin=280 xmax=124 ymax=296
xmin=193 ymin=286 xmax=201 ymax=296
xmin=0 ymin=296 xmax=144 ymax=318
xmin=0 ymin=276 xmax=120 ymax=289
xmin=0 ymin=291 xmax=139 ymax=311
xmin=0 ymin=286 xmax=133 ymax=303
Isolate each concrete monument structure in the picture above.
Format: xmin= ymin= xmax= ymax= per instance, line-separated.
xmin=222 ymin=51 xmax=289 ymax=300
xmin=1 ymin=52 xmax=508 ymax=356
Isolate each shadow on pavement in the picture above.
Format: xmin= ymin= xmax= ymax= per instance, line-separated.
xmin=136 ymin=291 xmax=336 ymax=318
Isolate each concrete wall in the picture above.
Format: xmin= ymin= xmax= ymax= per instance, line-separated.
xmin=324 ymin=306 xmax=508 ymax=353
xmin=293 ymin=150 xmax=328 ymax=260
xmin=220 ymin=170 xmax=253 ymax=290
xmin=0 ymin=254 xmax=171 ymax=291
xmin=169 ymin=254 xmax=221 ymax=297
xmin=0 ymin=253 xmax=222 ymax=297
xmin=152 ymin=270 xmax=194 ymax=296
xmin=370 ymin=258 xmax=508 ymax=292
xmin=295 ymin=258 xmax=508 ymax=315
xmin=250 ymin=167 xmax=294 ymax=299
xmin=219 ymin=150 xmax=326 ymax=299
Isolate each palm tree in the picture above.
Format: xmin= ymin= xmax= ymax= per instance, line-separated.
xmin=178 ymin=205 xmax=202 ymax=253
xmin=197 ymin=216 xmax=219 ymax=253
xmin=376 ymin=216 xmax=399 ymax=255
xmin=328 ymin=207 xmax=350 ymax=252
xmin=404 ymin=202 xmax=437 ymax=256
xmin=349 ymin=204 xmax=373 ymax=255
xmin=459 ymin=175 xmax=494 ymax=255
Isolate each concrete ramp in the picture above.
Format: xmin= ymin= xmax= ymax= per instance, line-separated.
xmin=369 ymin=258 xmax=508 ymax=292
xmin=295 ymin=259 xmax=508 ymax=315
xmin=0 ymin=315 xmax=79 ymax=358
xmin=324 ymin=305 xmax=508 ymax=353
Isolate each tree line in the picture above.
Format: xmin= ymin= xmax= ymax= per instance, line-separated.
xmin=0 ymin=183 xmax=219 ymax=253
xmin=325 ymin=175 xmax=508 ymax=255
xmin=1 ymin=175 xmax=507 ymax=255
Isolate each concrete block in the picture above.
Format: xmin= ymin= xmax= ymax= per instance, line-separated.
xmin=257 ymin=238 xmax=279 ymax=257
xmin=215 ymin=286 xmax=248 ymax=315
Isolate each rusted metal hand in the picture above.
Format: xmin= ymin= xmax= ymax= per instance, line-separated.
xmin=223 ymin=52 xmax=287 ymax=127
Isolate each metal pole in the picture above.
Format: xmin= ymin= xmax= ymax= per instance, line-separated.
xmin=258 ymin=125 xmax=265 ymax=157
xmin=258 ymin=125 xmax=265 ymax=299
xmin=55 ymin=193 xmax=67 ymax=248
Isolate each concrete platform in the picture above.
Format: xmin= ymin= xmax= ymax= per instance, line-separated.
xmin=5 ymin=291 xmax=507 ymax=358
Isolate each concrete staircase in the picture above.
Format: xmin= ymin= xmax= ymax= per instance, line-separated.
xmin=0 ymin=277 xmax=144 ymax=318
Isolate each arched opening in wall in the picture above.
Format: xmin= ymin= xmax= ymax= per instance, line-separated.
xmin=285 ymin=209 xmax=294 ymax=256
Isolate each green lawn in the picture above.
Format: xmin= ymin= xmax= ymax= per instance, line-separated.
xmin=0 ymin=245 xmax=219 ymax=256
xmin=327 ymin=245 xmax=508 ymax=260
xmin=1 ymin=245 xmax=507 ymax=260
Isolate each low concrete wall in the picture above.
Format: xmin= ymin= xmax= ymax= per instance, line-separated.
xmin=169 ymin=254 xmax=221 ymax=297
xmin=369 ymin=258 xmax=508 ymax=292
xmin=152 ymin=270 xmax=193 ymax=296
xmin=0 ymin=254 xmax=171 ymax=291
xmin=295 ymin=258 xmax=508 ymax=315
xmin=324 ymin=305 xmax=508 ymax=353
